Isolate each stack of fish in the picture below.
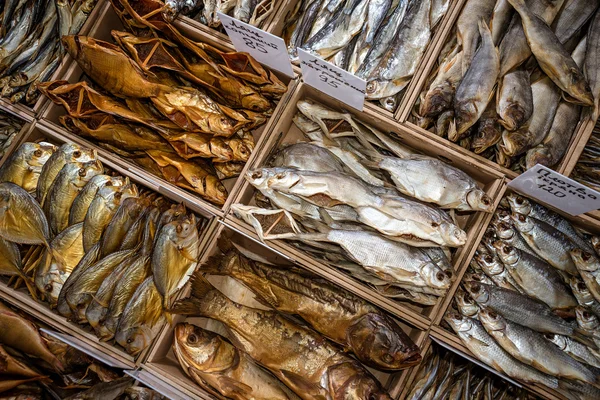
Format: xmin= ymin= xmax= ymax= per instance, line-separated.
xmin=0 ymin=299 xmax=160 ymax=399
xmin=572 ymin=119 xmax=600 ymax=191
xmin=0 ymin=110 xmax=22 ymax=159
xmin=282 ymin=0 xmax=450 ymax=111
xmin=41 ymin=0 xmax=286 ymax=206
xmin=0 ymin=0 xmax=97 ymax=105
xmin=161 ymin=0 xmax=276 ymax=30
xmin=232 ymin=99 xmax=494 ymax=306
xmin=406 ymin=344 xmax=539 ymax=400
xmin=0 ymin=141 xmax=203 ymax=356
xmin=447 ymin=193 xmax=600 ymax=399
xmin=413 ymin=0 xmax=600 ymax=172
xmin=171 ymin=240 xmax=420 ymax=399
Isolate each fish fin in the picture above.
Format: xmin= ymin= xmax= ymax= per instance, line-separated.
xmin=466 ymin=333 xmax=490 ymax=349
xmin=317 ymin=208 xmax=335 ymax=227
xmin=216 ymin=376 xmax=254 ymax=395
xmin=201 ymin=255 xmax=225 ymax=275
xmin=89 ymin=293 xmax=109 ymax=308
xmin=217 ymin=235 xmax=235 ymax=253
xmin=177 ymin=244 xmax=198 ymax=262
xmin=279 ymin=369 xmax=328 ymax=398
xmin=170 ymin=272 xmax=216 ymax=315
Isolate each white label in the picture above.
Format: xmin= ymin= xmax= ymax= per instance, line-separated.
xmin=297 ymin=48 xmax=366 ymax=111
xmin=218 ymin=13 xmax=294 ymax=77
xmin=508 ymin=164 xmax=600 ymax=215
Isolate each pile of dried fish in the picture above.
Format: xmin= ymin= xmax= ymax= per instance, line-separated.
xmin=572 ymin=119 xmax=600 ymax=191
xmin=0 ymin=0 xmax=97 ymax=105
xmin=172 ymin=240 xmax=407 ymax=399
xmin=231 ymin=99 xmax=493 ymax=306
xmin=161 ymin=0 xmax=275 ymax=29
xmin=406 ymin=344 xmax=539 ymax=400
xmin=0 ymin=141 xmax=204 ymax=356
xmin=412 ymin=0 xmax=600 ymax=172
xmin=0 ymin=299 xmax=157 ymax=399
xmin=284 ymin=0 xmax=450 ymax=111
xmin=447 ymin=193 xmax=600 ymax=398
xmin=0 ymin=110 xmax=22 ymax=158
xmin=42 ymin=0 xmax=286 ymax=206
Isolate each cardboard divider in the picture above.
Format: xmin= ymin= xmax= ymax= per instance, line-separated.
xmin=40 ymin=2 xmax=298 ymax=215
xmin=228 ymin=82 xmax=505 ymax=325
xmin=0 ymin=120 xmax=216 ymax=366
xmin=142 ymin=219 xmax=429 ymax=399
xmin=267 ymin=0 xmax=462 ymax=118
xmin=0 ymin=0 xmax=109 ymax=118
xmin=431 ymin=182 xmax=600 ymax=400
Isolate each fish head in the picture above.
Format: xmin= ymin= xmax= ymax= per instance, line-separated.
xmin=328 ymin=362 xmax=392 ymax=400
xmin=115 ymin=325 xmax=153 ymax=356
xmin=26 ymin=142 xmax=56 ymax=169
xmin=570 ymin=277 xmax=594 ymax=305
xmin=346 ymin=314 xmax=421 ymax=370
xmin=465 ymin=190 xmax=493 ymax=212
xmin=492 ymin=209 xmax=512 ymax=226
xmin=575 ymin=306 xmax=599 ymax=331
xmin=525 ymin=147 xmax=551 ymax=171
xmin=474 ymin=251 xmax=504 ymax=273
xmin=228 ymin=139 xmax=251 ymax=163
xmin=241 ymin=93 xmax=271 ymax=113
xmin=420 ymin=263 xmax=452 ymax=289
xmin=173 ymin=323 xmax=232 ymax=371
xmin=592 ymin=237 xmax=600 ymax=256
xmin=78 ymin=160 xmax=104 ymax=186
xmin=59 ymin=143 xmax=97 ymax=164
xmin=479 ymin=308 xmax=507 ymax=333
xmin=444 ymin=310 xmax=473 ymax=334
xmin=35 ymin=269 xmax=65 ymax=305
xmin=462 ymin=281 xmax=490 ymax=306
xmin=570 ymin=248 xmax=600 ymax=272
xmin=463 ymin=271 xmax=491 ymax=286
xmin=455 ymin=288 xmax=479 ymax=318
xmin=264 ymin=169 xmax=301 ymax=192
xmin=506 ymin=194 xmax=531 ymax=216
xmin=439 ymin=223 xmax=467 ymax=247
xmin=543 ymin=333 xmax=565 ymax=350
xmin=510 ymin=212 xmax=534 ymax=233
xmin=245 ymin=168 xmax=277 ymax=190
xmin=494 ymin=222 xmax=515 ymax=241
xmin=491 ymin=241 xmax=517 ymax=265
xmin=454 ymin=101 xmax=478 ymax=137
xmin=421 ymin=87 xmax=454 ymax=118
xmin=566 ymin=68 xmax=594 ymax=106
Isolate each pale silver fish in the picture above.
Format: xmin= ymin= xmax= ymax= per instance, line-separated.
xmin=544 ymin=333 xmax=600 ymax=369
xmin=570 ymin=277 xmax=600 ymax=317
xmin=570 ymin=249 xmax=600 ymax=304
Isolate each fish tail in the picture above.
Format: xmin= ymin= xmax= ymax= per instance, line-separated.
xmin=170 ymin=271 xmax=218 ymax=316
xmin=572 ymin=328 xmax=598 ymax=349
xmin=507 ymin=0 xmax=526 ymax=12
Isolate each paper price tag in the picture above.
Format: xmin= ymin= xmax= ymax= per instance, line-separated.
xmin=297 ymin=48 xmax=366 ymax=111
xmin=218 ymin=13 xmax=294 ymax=77
xmin=508 ymin=164 xmax=600 ymax=215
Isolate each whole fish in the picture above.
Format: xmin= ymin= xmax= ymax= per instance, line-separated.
xmin=506 ymin=194 xmax=593 ymax=252
xmin=0 ymin=182 xmax=51 ymax=247
xmin=500 ymin=76 xmax=561 ymax=157
xmin=69 ymin=175 xmax=125 ymax=226
xmin=203 ymin=247 xmax=422 ymax=370
xmin=36 ymin=143 xmax=97 ymax=207
xmin=496 ymin=69 xmax=532 ymax=131
xmin=508 ymin=0 xmax=594 ymax=105
xmin=498 ymin=0 xmax=565 ymax=77
xmin=83 ymin=183 xmax=138 ymax=252
xmin=151 ymin=214 xmax=200 ymax=308
xmin=99 ymin=195 xmax=148 ymax=256
xmin=545 ymin=333 xmax=600 ymax=368
xmin=65 ymin=249 xmax=135 ymax=324
xmin=365 ymin=0 xmax=432 ymax=99
xmin=101 ymin=255 xmax=151 ymax=341
xmin=365 ymin=153 xmax=493 ymax=212
xmin=494 ymin=242 xmax=577 ymax=309
xmin=115 ymin=276 xmax=166 ymax=356
xmin=454 ymin=20 xmax=499 ymax=139
xmin=586 ymin=8 xmax=600 ymax=120
xmin=511 ymin=213 xmax=579 ymax=274
xmin=35 ymin=223 xmax=85 ymax=305
xmin=570 ymin=249 xmax=600 ymax=304
xmin=445 ymin=311 xmax=558 ymax=388
xmin=463 ymin=281 xmax=578 ymax=337
xmin=0 ymin=301 xmax=63 ymax=371
xmin=173 ymin=323 xmax=298 ymax=400
xmin=45 ymin=160 xmax=104 ymax=235
xmin=0 ymin=142 xmax=55 ymax=193
xmin=173 ymin=274 xmax=393 ymax=400
xmin=456 ymin=0 xmax=497 ymax=73
xmin=479 ymin=308 xmax=599 ymax=385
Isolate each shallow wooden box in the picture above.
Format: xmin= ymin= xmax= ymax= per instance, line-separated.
xmin=0 ymin=120 xmax=216 ymax=368
xmin=141 ymin=219 xmax=430 ymax=399
xmin=40 ymin=2 xmax=298 ymax=217
xmin=227 ymin=81 xmax=505 ymax=327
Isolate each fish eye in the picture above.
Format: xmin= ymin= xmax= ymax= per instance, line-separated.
xmin=44 ymin=284 xmax=52 ymax=292
xmin=582 ymin=252 xmax=592 ymax=261
xmin=188 ymin=334 xmax=198 ymax=344
xmin=436 ymin=272 xmax=445 ymax=281
xmin=488 ymin=311 xmax=498 ymax=319
xmin=34 ymin=150 xmax=43 ymax=157
xmin=471 ymin=283 xmax=481 ymax=293
xmin=516 ymin=197 xmax=524 ymax=205
xmin=73 ymin=150 xmax=81 ymax=158
xmin=78 ymin=168 xmax=86 ymax=177
xmin=577 ymin=282 xmax=587 ymax=291
xmin=127 ymin=338 xmax=134 ymax=344
xmin=503 ymin=246 xmax=511 ymax=253
xmin=251 ymin=172 xmax=262 ymax=179
xmin=518 ymin=214 xmax=526 ymax=222
xmin=482 ymin=196 xmax=491 ymax=205
xmin=275 ymin=173 xmax=284 ymax=179
xmin=583 ymin=311 xmax=592 ymax=319
xmin=484 ymin=255 xmax=493 ymax=263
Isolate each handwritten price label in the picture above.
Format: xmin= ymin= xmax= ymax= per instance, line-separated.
xmin=508 ymin=164 xmax=600 ymax=215
xmin=297 ymin=49 xmax=366 ymax=111
xmin=218 ymin=13 xmax=294 ymax=77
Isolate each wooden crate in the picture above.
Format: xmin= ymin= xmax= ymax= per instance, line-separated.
xmin=0 ymin=120 xmax=216 ymax=366
xmin=142 ymin=220 xmax=428 ymax=399
xmin=40 ymin=2 xmax=298 ymax=217
xmin=227 ymin=81 xmax=505 ymax=326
